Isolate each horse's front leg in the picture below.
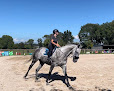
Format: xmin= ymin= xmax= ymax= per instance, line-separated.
xmin=62 ymin=65 xmax=76 ymax=91
xmin=61 ymin=65 xmax=71 ymax=87
xmin=46 ymin=65 xmax=54 ymax=85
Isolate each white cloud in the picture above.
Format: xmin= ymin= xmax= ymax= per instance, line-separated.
xmin=34 ymin=40 xmax=38 ymax=44
xmin=74 ymin=35 xmax=79 ymax=39
xmin=13 ymin=38 xmax=26 ymax=43
xmin=73 ymin=35 xmax=80 ymax=42
xmin=13 ymin=38 xmax=38 ymax=44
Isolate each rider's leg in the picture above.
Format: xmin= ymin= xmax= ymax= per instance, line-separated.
xmin=48 ymin=45 xmax=53 ymax=58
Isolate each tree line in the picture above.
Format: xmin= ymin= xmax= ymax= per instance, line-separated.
xmin=0 ymin=20 xmax=114 ymax=49
xmin=79 ymin=20 xmax=114 ymax=48
xmin=0 ymin=30 xmax=74 ymax=49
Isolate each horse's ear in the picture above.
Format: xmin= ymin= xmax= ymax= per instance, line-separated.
xmin=77 ymin=44 xmax=80 ymax=48
xmin=78 ymin=44 xmax=82 ymax=48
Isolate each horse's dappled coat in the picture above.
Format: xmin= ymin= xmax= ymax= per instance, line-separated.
xmin=24 ymin=44 xmax=81 ymax=90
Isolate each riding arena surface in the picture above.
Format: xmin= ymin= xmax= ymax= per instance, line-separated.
xmin=0 ymin=54 xmax=114 ymax=91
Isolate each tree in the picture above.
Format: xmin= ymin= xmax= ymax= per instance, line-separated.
xmin=24 ymin=44 xmax=31 ymax=49
xmin=26 ymin=39 xmax=34 ymax=49
xmin=1 ymin=35 xmax=14 ymax=49
xmin=84 ymin=40 xmax=93 ymax=49
xmin=79 ymin=23 xmax=100 ymax=46
xmin=43 ymin=35 xmax=50 ymax=48
xmin=57 ymin=32 xmax=65 ymax=46
xmin=37 ymin=38 xmax=43 ymax=47
xmin=13 ymin=44 xmax=19 ymax=49
xmin=79 ymin=21 xmax=114 ymax=48
xmin=101 ymin=21 xmax=114 ymax=45
xmin=79 ymin=23 xmax=103 ymax=48
xmin=18 ymin=42 xmax=25 ymax=49
xmin=62 ymin=30 xmax=74 ymax=45
xmin=0 ymin=38 xmax=3 ymax=49
xmin=43 ymin=30 xmax=74 ymax=47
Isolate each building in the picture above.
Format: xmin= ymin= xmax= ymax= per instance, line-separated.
xmin=103 ymin=45 xmax=114 ymax=49
xmin=92 ymin=45 xmax=103 ymax=49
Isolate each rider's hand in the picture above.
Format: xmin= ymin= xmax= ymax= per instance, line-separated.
xmin=56 ymin=44 xmax=61 ymax=47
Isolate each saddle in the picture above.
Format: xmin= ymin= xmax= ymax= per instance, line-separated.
xmin=44 ymin=47 xmax=57 ymax=56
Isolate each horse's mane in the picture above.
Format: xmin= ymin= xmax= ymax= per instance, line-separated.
xmin=59 ymin=43 xmax=78 ymax=49
xmin=62 ymin=43 xmax=77 ymax=47
xmin=66 ymin=43 xmax=77 ymax=46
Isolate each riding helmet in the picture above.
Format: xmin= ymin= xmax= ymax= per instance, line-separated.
xmin=53 ymin=29 xmax=59 ymax=34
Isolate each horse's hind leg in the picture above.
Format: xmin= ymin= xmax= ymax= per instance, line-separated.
xmin=24 ymin=59 xmax=37 ymax=78
xmin=35 ymin=61 xmax=44 ymax=81
xmin=46 ymin=65 xmax=54 ymax=85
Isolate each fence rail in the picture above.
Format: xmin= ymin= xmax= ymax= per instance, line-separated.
xmin=0 ymin=49 xmax=35 ymax=56
xmin=0 ymin=49 xmax=114 ymax=56
xmin=81 ymin=49 xmax=114 ymax=54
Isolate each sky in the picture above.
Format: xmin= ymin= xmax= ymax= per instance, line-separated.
xmin=0 ymin=0 xmax=114 ymax=43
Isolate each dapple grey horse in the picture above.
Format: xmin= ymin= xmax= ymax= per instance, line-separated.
xmin=24 ymin=44 xmax=81 ymax=90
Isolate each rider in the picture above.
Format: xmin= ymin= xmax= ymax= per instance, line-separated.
xmin=48 ymin=29 xmax=61 ymax=60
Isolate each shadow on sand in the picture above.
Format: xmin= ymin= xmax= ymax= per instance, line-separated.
xmin=39 ymin=72 xmax=76 ymax=84
xmin=26 ymin=74 xmax=112 ymax=91
xmin=26 ymin=72 xmax=76 ymax=87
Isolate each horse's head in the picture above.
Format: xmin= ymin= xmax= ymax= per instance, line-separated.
xmin=72 ymin=44 xmax=81 ymax=63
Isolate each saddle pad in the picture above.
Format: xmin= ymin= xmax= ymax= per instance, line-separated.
xmin=44 ymin=48 xmax=49 ymax=55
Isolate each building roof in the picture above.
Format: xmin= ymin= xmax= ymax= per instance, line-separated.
xmin=103 ymin=45 xmax=114 ymax=46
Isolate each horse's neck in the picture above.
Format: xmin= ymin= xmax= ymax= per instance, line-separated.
xmin=60 ymin=45 xmax=76 ymax=56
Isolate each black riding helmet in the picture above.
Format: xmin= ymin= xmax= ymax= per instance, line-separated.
xmin=53 ymin=29 xmax=59 ymax=34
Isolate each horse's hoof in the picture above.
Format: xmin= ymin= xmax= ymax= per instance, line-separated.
xmin=35 ymin=77 xmax=40 ymax=82
xmin=23 ymin=76 xmax=27 ymax=79
xmin=35 ymin=79 xmax=40 ymax=82
xmin=46 ymin=83 xmax=49 ymax=85
xmin=69 ymin=86 xmax=76 ymax=91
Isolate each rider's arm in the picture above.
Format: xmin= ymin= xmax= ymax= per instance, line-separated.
xmin=51 ymin=39 xmax=60 ymax=47
xmin=51 ymin=35 xmax=61 ymax=47
xmin=51 ymin=39 xmax=57 ymax=46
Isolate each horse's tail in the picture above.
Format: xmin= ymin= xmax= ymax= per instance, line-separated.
xmin=24 ymin=53 xmax=34 ymax=63
xmin=24 ymin=48 xmax=41 ymax=63
xmin=24 ymin=49 xmax=37 ymax=63
xmin=26 ymin=55 xmax=33 ymax=63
